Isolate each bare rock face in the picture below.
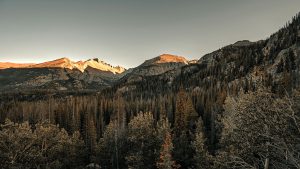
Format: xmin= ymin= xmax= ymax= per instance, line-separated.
xmin=128 ymin=54 xmax=189 ymax=76
xmin=0 ymin=54 xmax=192 ymax=92
xmin=141 ymin=54 xmax=188 ymax=66
xmin=28 ymin=57 xmax=75 ymax=70
xmin=26 ymin=57 xmax=126 ymax=74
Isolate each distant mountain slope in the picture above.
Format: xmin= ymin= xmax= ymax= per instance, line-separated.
xmin=141 ymin=54 xmax=188 ymax=66
xmin=0 ymin=54 xmax=194 ymax=91
xmin=28 ymin=57 xmax=76 ymax=70
xmin=27 ymin=57 xmax=126 ymax=74
xmin=0 ymin=67 xmax=121 ymax=91
xmin=111 ymin=13 xmax=300 ymax=98
xmin=0 ymin=58 xmax=126 ymax=91
xmin=116 ymin=54 xmax=190 ymax=87
xmin=0 ymin=62 xmax=35 ymax=69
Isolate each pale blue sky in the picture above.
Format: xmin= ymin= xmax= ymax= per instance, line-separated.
xmin=0 ymin=0 xmax=299 ymax=68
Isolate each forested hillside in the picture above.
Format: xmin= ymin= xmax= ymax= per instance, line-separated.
xmin=0 ymin=12 xmax=300 ymax=169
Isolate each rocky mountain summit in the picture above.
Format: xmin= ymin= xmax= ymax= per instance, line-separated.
xmin=0 ymin=55 xmax=193 ymax=91
xmin=113 ymin=54 xmax=193 ymax=93
xmin=0 ymin=57 xmax=126 ymax=91
xmin=23 ymin=57 xmax=126 ymax=74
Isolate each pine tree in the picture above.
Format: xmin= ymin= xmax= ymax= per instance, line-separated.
xmin=173 ymin=89 xmax=198 ymax=168
xmin=97 ymin=119 xmax=127 ymax=169
xmin=114 ymin=95 xmax=126 ymax=129
xmin=220 ymin=89 xmax=299 ymax=168
xmin=125 ymin=112 xmax=159 ymax=169
xmin=157 ymin=117 xmax=171 ymax=142
xmin=193 ymin=118 xmax=210 ymax=169
xmin=174 ymin=88 xmax=198 ymax=135
xmin=157 ymin=131 xmax=179 ymax=169
xmin=0 ymin=119 xmax=87 ymax=169
xmin=88 ymin=119 xmax=97 ymax=158
xmin=82 ymin=112 xmax=97 ymax=161
xmin=174 ymin=89 xmax=186 ymax=134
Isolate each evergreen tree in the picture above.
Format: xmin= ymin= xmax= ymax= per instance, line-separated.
xmin=88 ymin=119 xmax=97 ymax=160
xmin=193 ymin=118 xmax=210 ymax=169
xmin=173 ymin=89 xmax=198 ymax=168
xmin=0 ymin=119 xmax=86 ymax=169
xmin=81 ymin=112 xmax=97 ymax=162
xmin=174 ymin=89 xmax=186 ymax=133
xmin=157 ymin=117 xmax=171 ymax=143
xmin=97 ymin=119 xmax=127 ymax=169
xmin=126 ymin=112 xmax=159 ymax=169
xmin=157 ymin=131 xmax=179 ymax=169
xmin=174 ymin=88 xmax=198 ymax=135
xmin=219 ymin=89 xmax=300 ymax=168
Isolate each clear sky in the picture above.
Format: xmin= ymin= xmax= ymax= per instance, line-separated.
xmin=0 ymin=0 xmax=299 ymax=68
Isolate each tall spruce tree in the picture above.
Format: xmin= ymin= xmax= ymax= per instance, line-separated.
xmin=126 ymin=112 xmax=160 ymax=169
xmin=157 ymin=131 xmax=179 ymax=169
xmin=97 ymin=119 xmax=127 ymax=169
xmin=193 ymin=118 xmax=210 ymax=169
xmin=173 ymin=88 xmax=198 ymax=168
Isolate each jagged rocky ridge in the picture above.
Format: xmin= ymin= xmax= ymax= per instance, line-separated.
xmin=0 ymin=58 xmax=126 ymax=91
xmin=0 ymin=54 xmax=192 ymax=91
xmin=27 ymin=57 xmax=125 ymax=74
xmin=0 ymin=14 xmax=299 ymax=94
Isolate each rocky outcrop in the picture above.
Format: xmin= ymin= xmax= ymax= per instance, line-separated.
xmin=27 ymin=57 xmax=126 ymax=74
xmin=0 ymin=57 xmax=126 ymax=91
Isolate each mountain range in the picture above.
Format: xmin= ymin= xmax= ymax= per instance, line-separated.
xmin=0 ymin=14 xmax=299 ymax=95
xmin=0 ymin=54 xmax=193 ymax=91
xmin=0 ymin=57 xmax=125 ymax=73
